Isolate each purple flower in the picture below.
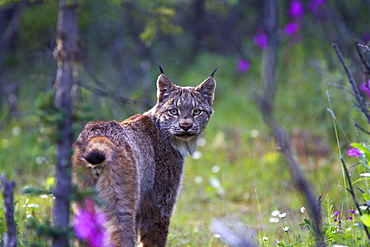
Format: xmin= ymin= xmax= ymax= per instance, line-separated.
xmin=309 ymin=0 xmax=326 ymax=13
xmin=284 ymin=22 xmax=301 ymax=36
xmin=347 ymin=148 xmax=361 ymax=158
xmin=73 ymin=198 xmax=113 ymax=247
xmin=253 ymin=32 xmax=268 ymax=49
xmin=360 ymin=80 xmax=370 ymax=98
xmin=348 ymin=210 xmax=355 ymax=214
xmin=288 ymin=0 xmax=304 ymax=19
xmin=334 ymin=211 xmax=340 ymax=216
xmin=74 ymin=210 xmax=95 ymax=240
xmin=237 ymin=59 xmax=250 ymax=73
xmin=347 ymin=216 xmax=353 ymax=220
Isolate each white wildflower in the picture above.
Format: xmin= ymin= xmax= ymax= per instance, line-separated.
xmin=194 ymin=176 xmax=203 ymax=184
xmin=271 ymin=210 xmax=280 ymax=216
xmin=279 ymin=212 xmax=287 ymax=218
xmin=269 ymin=217 xmax=279 ymax=223
xmin=212 ymin=165 xmax=220 ymax=173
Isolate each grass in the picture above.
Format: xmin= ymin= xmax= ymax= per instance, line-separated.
xmin=1 ymin=47 xmax=369 ymax=246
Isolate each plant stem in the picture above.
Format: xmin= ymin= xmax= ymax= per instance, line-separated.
xmin=340 ymin=157 xmax=370 ymax=240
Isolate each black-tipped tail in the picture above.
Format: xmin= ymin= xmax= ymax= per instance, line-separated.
xmin=84 ymin=150 xmax=106 ymax=165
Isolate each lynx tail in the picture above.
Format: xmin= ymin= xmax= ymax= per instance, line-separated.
xmin=83 ymin=136 xmax=114 ymax=165
xmin=84 ymin=150 xmax=106 ymax=165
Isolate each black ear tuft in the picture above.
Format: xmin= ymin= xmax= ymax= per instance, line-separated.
xmin=156 ymin=61 xmax=164 ymax=74
xmin=210 ymin=65 xmax=219 ymax=77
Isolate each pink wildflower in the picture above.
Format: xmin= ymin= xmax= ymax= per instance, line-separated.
xmin=253 ymin=32 xmax=268 ymax=49
xmin=74 ymin=210 xmax=95 ymax=240
xmin=284 ymin=22 xmax=300 ymax=36
xmin=309 ymin=0 xmax=326 ymax=13
xmin=73 ymin=198 xmax=113 ymax=247
xmin=237 ymin=59 xmax=250 ymax=73
xmin=347 ymin=148 xmax=361 ymax=158
xmin=360 ymin=80 xmax=370 ymax=98
xmin=288 ymin=0 xmax=304 ymax=19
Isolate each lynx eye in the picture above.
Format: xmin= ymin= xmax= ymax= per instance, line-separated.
xmin=169 ymin=108 xmax=179 ymax=115
xmin=193 ymin=109 xmax=202 ymax=115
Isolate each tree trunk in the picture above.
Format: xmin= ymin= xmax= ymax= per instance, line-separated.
xmin=3 ymin=179 xmax=17 ymax=247
xmin=52 ymin=0 xmax=79 ymax=246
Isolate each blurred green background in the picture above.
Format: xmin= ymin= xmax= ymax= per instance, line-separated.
xmin=0 ymin=0 xmax=370 ymax=246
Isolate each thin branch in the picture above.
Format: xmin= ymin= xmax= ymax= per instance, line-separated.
xmin=354 ymin=122 xmax=370 ymax=135
xmin=79 ymin=59 xmax=153 ymax=113
xmin=328 ymin=82 xmax=356 ymax=96
xmin=340 ymin=158 xmax=370 ymax=239
xmin=356 ymin=186 xmax=365 ymax=194
xmin=349 ymin=161 xmax=363 ymax=170
xmin=332 ymin=43 xmax=370 ymax=123
xmin=355 ymin=41 xmax=370 ymax=73
xmin=121 ymin=1 xmax=159 ymax=17
xmin=79 ymin=82 xmax=150 ymax=106
xmin=358 ymin=44 xmax=370 ymax=52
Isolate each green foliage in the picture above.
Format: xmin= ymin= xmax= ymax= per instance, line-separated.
xmin=25 ymin=218 xmax=62 ymax=239
xmin=21 ymin=186 xmax=51 ymax=196
xmin=140 ymin=6 xmax=182 ymax=46
xmin=18 ymin=1 xmax=58 ymax=52
xmin=35 ymin=91 xmax=64 ymax=143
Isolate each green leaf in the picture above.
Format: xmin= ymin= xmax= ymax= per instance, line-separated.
xmin=326 ymin=232 xmax=358 ymax=247
xmin=360 ymin=214 xmax=370 ymax=227
xmin=363 ymin=193 xmax=370 ymax=201
xmin=352 ymin=177 xmax=370 ymax=185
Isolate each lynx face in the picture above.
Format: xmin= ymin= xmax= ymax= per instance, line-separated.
xmin=146 ymin=73 xmax=215 ymax=157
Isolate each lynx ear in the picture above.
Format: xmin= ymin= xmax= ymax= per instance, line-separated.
xmin=157 ymin=73 xmax=177 ymax=103
xmin=195 ymin=77 xmax=216 ymax=105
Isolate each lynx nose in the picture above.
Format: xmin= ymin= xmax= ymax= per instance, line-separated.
xmin=179 ymin=121 xmax=192 ymax=131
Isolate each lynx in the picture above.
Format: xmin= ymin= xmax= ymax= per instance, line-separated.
xmin=72 ymin=67 xmax=216 ymax=247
